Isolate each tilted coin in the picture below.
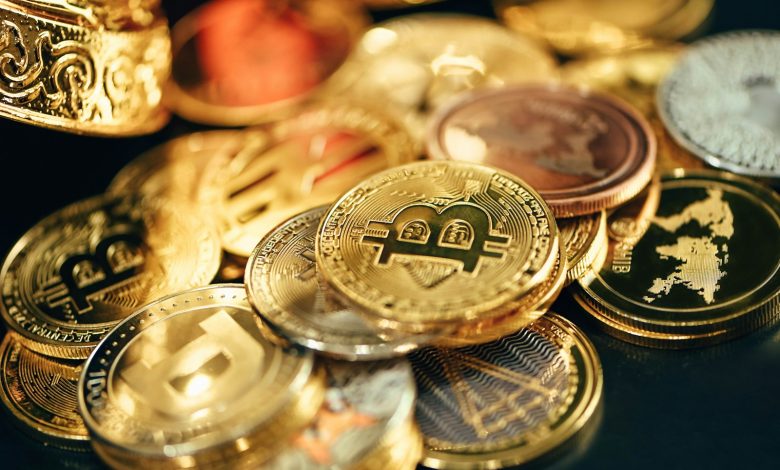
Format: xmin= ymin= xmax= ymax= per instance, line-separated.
xmin=264 ymin=359 xmax=418 ymax=469
xmin=0 ymin=334 xmax=88 ymax=450
xmin=428 ymin=85 xmax=656 ymax=217
xmin=316 ymin=161 xmax=559 ymax=331
xmin=246 ymin=206 xmax=442 ymax=360
xmin=575 ymin=170 xmax=780 ymax=347
xmin=220 ymin=101 xmax=417 ymax=258
xmin=411 ymin=312 xmax=603 ymax=469
xmin=167 ymin=0 xmax=367 ymax=126
xmin=324 ymin=14 xmax=557 ymax=143
xmin=79 ymin=284 xmax=325 ymax=468
xmin=559 ymin=211 xmax=608 ymax=285
xmin=658 ymin=31 xmax=780 ymax=178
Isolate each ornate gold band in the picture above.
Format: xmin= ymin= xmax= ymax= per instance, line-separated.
xmin=0 ymin=1 xmax=170 ymax=135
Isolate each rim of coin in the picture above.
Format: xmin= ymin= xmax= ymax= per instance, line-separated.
xmin=657 ymin=30 xmax=780 ymax=178
xmin=246 ymin=205 xmax=444 ymax=360
xmin=412 ymin=312 xmax=603 ymax=469
xmin=0 ymin=194 xmax=221 ymax=359
xmin=560 ymin=211 xmax=608 ymax=285
xmin=219 ymin=101 xmax=418 ymax=258
xmin=427 ymin=84 xmax=657 ymax=217
xmin=79 ymin=284 xmax=325 ymax=466
xmin=576 ymin=169 xmax=780 ymax=347
xmin=315 ymin=160 xmax=560 ymax=330
xmin=0 ymin=334 xmax=89 ymax=450
xmin=166 ymin=0 xmax=367 ymax=126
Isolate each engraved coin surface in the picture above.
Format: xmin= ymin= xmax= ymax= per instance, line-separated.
xmin=79 ymin=284 xmax=324 ymax=467
xmin=559 ymin=211 xmax=608 ymax=285
xmin=0 ymin=194 xmax=221 ymax=359
xmin=316 ymin=161 xmax=559 ymax=328
xmin=247 ymin=206 xmax=441 ymax=360
xmin=576 ymin=170 xmax=780 ymax=347
xmin=0 ymin=334 xmax=88 ymax=449
xmin=411 ymin=312 xmax=602 ymax=468
xmin=221 ymin=102 xmax=416 ymax=258
xmin=428 ymin=85 xmax=656 ymax=217
xmin=264 ymin=359 xmax=416 ymax=469
xmin=658 ymin=31 xmax=780 ymax=178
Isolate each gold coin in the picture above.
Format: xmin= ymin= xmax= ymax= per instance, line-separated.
xmin=316 ymin=161 xmax=559 ymax=330
xmin=323 ymin=14 xmax=557 ymax=143
xmin=0 ymin=194 xmax=221 ymax=359
xmin=0 ymin=334 xmax=89 ymax=450
xmin=576 ymin=170 xmax=780 ymax=347
xmin=247 ymin=206 xmax=443 ymax=360
xmin=79 ymin=284 xmax=325 ymax=467
xmin=411 ymin=312 xmax=603 ymax=469
xmin=220 ymin=101 xmax=417 ymax=258
xmin=559 ymin=211 xmax=608 ymax=285
xmin=496 ymin=0 xmax=713 ymax=56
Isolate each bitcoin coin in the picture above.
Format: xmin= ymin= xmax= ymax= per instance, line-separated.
xmin=167 ymin=0 xmax=367 ymax=126
xmin=220 ymin=101 xmax=416 ymax=258
xmin=658 ymin=31 xmax=780 ymax=178
xmin=495 ymin=0 xmax=713 ymax=56
xmin=0 ymin=334 xmax=88 ymax=450
xmin=323 ymin=14 xmax=557 ymax=143
xmin=575 ymin=170 xmax=780 ymax=347
xmin=316 ymin=161 xmax=559 ymax=330
xmin=0 ymin=194 xmax=221 ymax=359
xmin=263 ymin=359 xmax=418 ymax=469
xmin=79 ymin=284 xmax=325 ymax=467
xmin=246 ymin=206 xmax=443 ymax=360
xmin=559 ymin=212 xmax=608 ymax=285
xmin=428 ymin=85 xmax=656 ymax=217
xmin=411 ymin=312 xmax=603 ymax=469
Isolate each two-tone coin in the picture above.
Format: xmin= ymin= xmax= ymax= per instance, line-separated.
xmin=559 ymin=212 xmax=608 ymax=285
xmin=575 ymin=170 xmax=780 ymax=347
xmin=79 ymin=284 xmax=325 ymax=467
xmin=411 ymin=312 xmax=603 ymax=469
xmin=658 ymin=31 xmax=780 ymax=178
xmin=428 ymin=85 xmax=656 ymax=217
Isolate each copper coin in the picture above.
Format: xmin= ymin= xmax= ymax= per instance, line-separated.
xmin=427 ymin=85 xmax=656 ymax=217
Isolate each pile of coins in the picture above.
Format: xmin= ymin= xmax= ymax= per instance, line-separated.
xmin=0 ymin=0 xmax=779 ymax=468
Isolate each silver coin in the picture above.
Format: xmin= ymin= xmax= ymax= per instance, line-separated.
xmin=658 ymin=30 xmax=780 ymax=178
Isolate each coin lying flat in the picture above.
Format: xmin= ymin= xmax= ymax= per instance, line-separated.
xmin=246 ymin=206 xmax=442 ymax=360
xmin=428 ymin=85 xmax=656 ymax=217
xmin=79 ymin=284 xmax=324 ymax=467
xmin=0 ymin=195 xmax=220 ymax=359
xmin=559 ymin=211 xmax=608 ymax=285
xmin=576 ymin=170 xmax=780 ymax=347
xmin=316 ymin=161 xmax=559 ymax=331
xmin=411 ymin=312 xmax=603 ymax=469
xmin=167 ymin=0 xmax=366 ymax=126
xmin=220 ymin=102 xmax=416 ymax=258
xmin=658 ymin=31 xmax=780 ymax=178
xmin=324 ymin=14 xmax=557 ymax=143
xmin=0 ymin=334 xmax=88 ymax=450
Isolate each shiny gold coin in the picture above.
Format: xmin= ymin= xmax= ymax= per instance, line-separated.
xmin=0 ymin=194 xmax=221 ymax=359
xmin=0 ymin=334 xmax=88 ymax=450
xmin=247 ymin=206 xmax=442 ymax=360
xmin=411 ymin=312 xmax=603 ymax=469
xmin=361 ymin=419 xmax=423 ymax=470
xmin=496 ymin=0 xmax=713 ymax=56
xmin=316 ymin=161 xmax=559 ymax=330
xmin=323 ymin=14 xmax=557 ymax=143
xmin=559 ymin=211 xmax=608 ymax=285
xmin=576 ymin=170 xmax=780 ymax=347
xmin=79 ymin=284 xmax=325 ymax=468
xmin=220 ymin=101 xmax=417 ymax=258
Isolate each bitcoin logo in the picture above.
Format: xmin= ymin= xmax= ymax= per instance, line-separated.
xmin=362 ymin=203 xmax=509 ymax=275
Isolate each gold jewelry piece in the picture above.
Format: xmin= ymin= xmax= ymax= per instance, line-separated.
xmin=0 ymin=334 xmax=89 ymax=450
xmin=0 ymin=194 xmax=221 ymax=359
xmin=316 ymin=161 xmax=559 ymax=331
xmin=79 ymin=284 xmax=325 ymax=468
xmin=559 ymin=211 xmax=608 ymax=285
xmin=0 ymin=0 xmax=171 ymax=135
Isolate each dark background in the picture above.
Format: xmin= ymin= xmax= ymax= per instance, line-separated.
xmin=0 ymin=1 xmax=779 ymax=469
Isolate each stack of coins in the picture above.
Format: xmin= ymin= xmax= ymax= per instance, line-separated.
xmin=0 ymin=1 xmax=779 ymax=468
